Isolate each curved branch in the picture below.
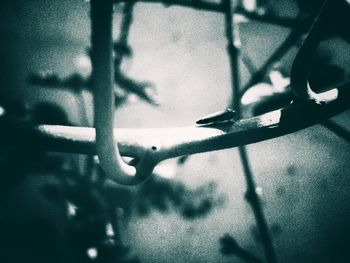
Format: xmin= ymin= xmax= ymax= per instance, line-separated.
xmin=291 ymin=0 xmax=350 ymax=101
xmin=91 ymin=0 xmax=155 ymax=185
xmin=2 ymin=83 xmax=348 ymax=164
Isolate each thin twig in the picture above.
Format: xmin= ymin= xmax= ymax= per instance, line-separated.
xmin=240 ymin=50 xmax=257 ymax=75
xmin=114 ymin=1 xmax=135 ymax=68
xmin=114 ymin=1 xmax=159 ymax=105
xmin=224 ymin=0 xmax=277 ymax=262
xmin=239 ymin=147 xmax=277 ymax=263
xmin=239 ymin=29 xmax=303 ymax=98
xmin=224 ymin=0 xmax=241 ymax=115
xmin=236 ymin=7 xmax=309 ymax=30
xmin=118 ymin=0 xmax=309 ymax=31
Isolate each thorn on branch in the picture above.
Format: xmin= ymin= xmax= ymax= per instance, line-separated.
xmin=177 ymin=155 xmax=190 ymax=165
xmin=220 ymin=234 xmax=264 ymax=263
xmin=220 ymin=234 xmax=240 ymax=255
xmin=113 ymin=42 xmax=133 ymax=57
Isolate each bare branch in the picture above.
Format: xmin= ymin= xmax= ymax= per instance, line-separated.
xmin=2 ymin=83 xmax=348 ymax=160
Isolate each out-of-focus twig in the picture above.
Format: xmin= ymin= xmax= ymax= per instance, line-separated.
xmin=28 ymin=1 xmax=158 ymax=107
xmin=239 ymin=29 xmax=303 ymax=98
xmin=240 ymin=50 xmax=257 ymax=75
xmin=239 ymin=146 xmax=277 ymax=263
xmin=236 ymin=6 xmax=309 ymax=30
xmin=114 ymin=1 xmax=159 ymax=106
xmin=224 ymin=0 xmax=277 ymax=262
xmin=118 ymin=0 xmax=310 ymax=31
xmin=28 ymin=72 xmax=88 ymax=92
xmin=28 ymin=72 xmax=130 ymax=106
